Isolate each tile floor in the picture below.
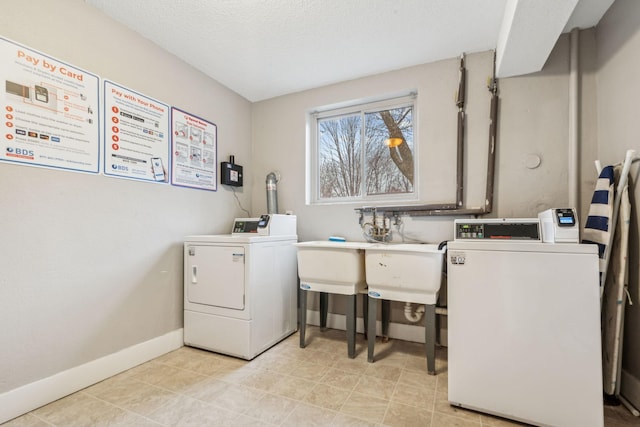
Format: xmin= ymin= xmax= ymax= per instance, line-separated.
xmin=3 ymin=326 xmax=638 ymax=426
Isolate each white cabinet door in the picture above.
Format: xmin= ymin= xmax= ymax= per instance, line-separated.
xmin=186 ymin=245 xmax=245 ymax=310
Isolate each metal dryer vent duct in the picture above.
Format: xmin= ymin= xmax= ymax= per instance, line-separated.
xmin=266 ymin=172 xmax=279 ymax=214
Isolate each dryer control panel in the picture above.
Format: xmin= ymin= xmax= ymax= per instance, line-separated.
xmin=232 ymin=214 xmax=296 ymax=236
xmin=454 ymin=218 xmax=541 ymax=241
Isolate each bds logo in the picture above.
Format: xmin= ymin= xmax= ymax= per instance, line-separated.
xmin=6 ymin=147 xmax=34 ymax=157
xmin=111 ymin=164 xmax=128 ymax=172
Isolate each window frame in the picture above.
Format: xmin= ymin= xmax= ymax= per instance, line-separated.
xmin=307 ymin=92 xmax=418 ymax=205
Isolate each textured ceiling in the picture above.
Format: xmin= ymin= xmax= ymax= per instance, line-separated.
xmin=84 ymin=0 xmax=614 ymax=102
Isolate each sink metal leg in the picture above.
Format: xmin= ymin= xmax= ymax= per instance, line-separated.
xmin=425 ymin=304 xmax=436 ymax=375
xmin=367 ymin=296 xmax=377 ymax=362
xmin=362 ymin=293 xmax=368 ymax=340
xmin=320 ymin=292 xmax=328 ymax=331
xmin=299 ymin=288 xmax=307 ymax=348
xmin=346 ymin=294 xmax=356 ymax=358
xmin=381 ymin=299 xmax=390 ymax=343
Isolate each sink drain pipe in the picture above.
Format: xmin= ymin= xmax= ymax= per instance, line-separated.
xmin=405 ymin=303 xmax=449 ymax=323
xmin=404 ymin=302 xmax=425 ymax=322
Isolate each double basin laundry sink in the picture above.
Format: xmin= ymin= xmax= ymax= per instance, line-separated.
xmin=295 ymin=241 xmax=445 ymax=303
xmin=295 ymin=240 xmax=446 ymax=374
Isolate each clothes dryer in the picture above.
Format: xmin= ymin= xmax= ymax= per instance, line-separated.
xmin=183 ymin=231 xmax=297 ymax=360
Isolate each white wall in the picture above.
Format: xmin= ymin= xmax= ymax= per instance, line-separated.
xmin=252 ymin=39 xmax=588 ymax=242
xmin=251 ymin=34 xmax=596 ymax=322
xmin=0 ymin=0 xmax=251 ymax=397
xmin=595 ymin=0 xmax=640 ymax=406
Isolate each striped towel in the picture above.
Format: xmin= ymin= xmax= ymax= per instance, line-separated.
xmin=582 ymin=165 xmax=615 ymax=287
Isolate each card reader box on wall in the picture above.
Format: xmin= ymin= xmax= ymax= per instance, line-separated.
xmin=221 ymin=160 xmax=243 ymax=187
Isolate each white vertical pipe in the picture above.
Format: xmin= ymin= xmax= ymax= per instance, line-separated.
xmin=569 ymin=28 xmax=580 ymax=212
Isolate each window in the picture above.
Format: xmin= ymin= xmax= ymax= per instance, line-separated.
xmin=308 ymin=94 xmax=416 ymax=204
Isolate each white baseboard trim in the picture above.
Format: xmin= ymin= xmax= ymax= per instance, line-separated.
xmin=620 ymin=369 xmax=640 ymax=414
xmin=0 ymin=329 xmax=183 ymax=424
xmin=305 ymin=310 xmax=448 ymax=346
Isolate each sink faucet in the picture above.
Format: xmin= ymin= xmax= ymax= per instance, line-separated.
xmin=361 ymin=208 xmax=391 ymax=242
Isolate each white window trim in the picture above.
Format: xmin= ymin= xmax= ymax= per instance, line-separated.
xmin=306 ymin=92 xmax=419 ymax=206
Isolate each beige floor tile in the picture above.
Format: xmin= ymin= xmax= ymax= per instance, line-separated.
xmin=242 ymin=393 xmax=298 ymax=424
xmin=267 ymin=356 xmax=306 ymax=375
xmin=248 ymin=352 xmax=293 ymax=372
xmin=332 ymin=358 xmax=370 ymax=376
xmin=372 ymin=352 xmax=408 ymax=369
xmin=182 ymin=376 xmax=231 ymax=403
xmin=269 ymin=374 xmax=317 ymax=401
xmin=129 ymin=361 xmax=182 ymax=384
xmin=397 ymin=367 xmax=438 ymax=390
xmin=157 ymin=346 xmax=237 ymax=376
xmin=83 ymin=375 xmax=175 ymax=416
xmin=32 ymin=393 xmax=137 ymax=426
xmin=210 ymin=383 xmax=265 ymax=414
xmin=239 ymin=368 xmax=286 ymax=392
xmin=303 ymin=334 xmax=346 ymax=352
xmin=153 ymin=346 xmax=201 ymax=367
xmin=404 ymin=346 xmax=448 ymax=375
xmin=436 ymin=372 xmax=448 ymax=388
xmin=211 ymin=364 xmax=262 ymax=384
xmin=147 ymin=365 xmax=209 ymax=393
xmin=281 ymin=402 xmax=338 ymax=426
xmin=119 ymin=416 xmax=164 ymax=426
xmin=83 ymin=372 xmax=139 ymax=399
xmin=383 ymin=400 xmax=433 ymax=427
xmin=391 ymin=383 xmax=436 ymax=409
xmin=9 ymin=332 xmax=640 ymax=427
xmin=431 ymin=411 xmax=483 ymax=427
xmin=320 ymin=367 xmax=361 ymax=391
xmin=332 ymin=413 xmax=380 ymax=426
xmin=0 ymin=413 xmax=50 ymax=427
xmin=339 ymin=391 xmax=389 ymax=424
xmin=353 ymin=375 xmax=397 ymax=400
xmin=289 ymin=359 xmax=332 ymax=381
xmin=271 ymin=344 xmax=316 ymax=362
xmin=433 ymin=399 xmax=482 ymax=423
xmin=310 ymin=348 xmax=346 ymax=365
xmin=147 ymin=393 xmax=237 ymax=426
xmin=227 ymin=414 xmax=275 ymax=426
xmin=303 ymin=382 xmax=353 ymax=411
xmin=363 ymin=363 xmax=402 ymax=382
xmin=403 ymin=354 xmax=429 ymax=372
xmin=435 ymin=373 xmax=449 ymax=401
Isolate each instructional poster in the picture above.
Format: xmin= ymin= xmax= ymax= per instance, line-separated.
xmin=171 ymin=107 xmax=217 ymax=191
xmin=103 ymin=80 xmax=170 ymax=182
xmin=0 ymin=37 xmax=100 ymax=173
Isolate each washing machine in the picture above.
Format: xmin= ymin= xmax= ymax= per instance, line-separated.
xmin=447 ymin=218 xmax=603 ymax=426
xmin=183 ymin=214 xmax=297 ymax=360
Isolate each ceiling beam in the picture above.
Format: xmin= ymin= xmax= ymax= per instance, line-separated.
xmin=496 ymin=0 xmax=579 ymax=78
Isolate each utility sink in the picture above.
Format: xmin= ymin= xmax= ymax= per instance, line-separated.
xmin=365 ymin=243 xmax=445 ymax=375
xmin=365 ymin=243 xmax=445 ymax=304
xmin=295 ymin=240 xmax=374 ymax=359
xmin=295 ymin=241 xmax=373 ymax=294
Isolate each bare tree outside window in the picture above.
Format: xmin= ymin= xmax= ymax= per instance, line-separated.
xmin=365 ymin=107 xmax=413 ymax=195
xmin=317 ymin=103 xmax=414 ymax=201
xmin=319 ymin=115 xmax=362 ymax=198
